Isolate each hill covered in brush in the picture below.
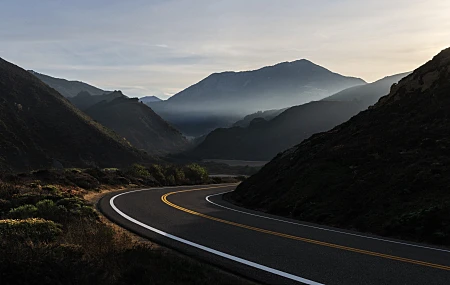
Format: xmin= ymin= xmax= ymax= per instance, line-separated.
xmin=228 ymin=48 xmax=450 ymax=245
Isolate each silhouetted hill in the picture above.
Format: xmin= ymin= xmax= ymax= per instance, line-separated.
xmin=85 ymin=96 xmax=188 ymax=155
xmin=140 ymin=95 xmax=162 ymax=104
xmin=150 ymin=60 xmax=365 ymax=136
xmin=29 ymin=71 xmax=107 ymax=98
xmin=229 ymin=48 xmax=450 ymax=245
xmin=0 ymin=58 xmax=148 ymax=171
xmin=188 ymin=100 xmax=365 ymax=160
xmin=70 ymin=90 xmax=125 ymax=110
xmin=324 ymin=72 xmax=411 ymax=106
xmin=232 ymin=108 xmax=287 ymax=127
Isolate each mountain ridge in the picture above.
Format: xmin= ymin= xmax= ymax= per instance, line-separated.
xmin=29 ymin=70 xmax=107 ymax=98
xmin=150 ymin=59 xmax=366 ymax=136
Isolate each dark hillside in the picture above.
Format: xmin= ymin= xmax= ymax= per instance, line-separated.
xmin=229 ymin=48 xmax=450 ymax=245
xmin=0 ymin=58 xmax=147 ymax=171
xmin=188 ymin=100 xmax=365 ymax=160
xmin=85 ymin=96 xmax=188 ymax=155
xmin=69 ymin=90 xmax=124 ymax=110
xmin=29 ymin=71 xmax=106 ymax=98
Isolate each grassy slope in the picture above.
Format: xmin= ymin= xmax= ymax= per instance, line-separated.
xmin=0 ymin=166 xmax=251 ymax=285
xmin=0 ymin=58 xmax=147 ymax=171
xmin=229 ymin=48 xmax=450 ymax=245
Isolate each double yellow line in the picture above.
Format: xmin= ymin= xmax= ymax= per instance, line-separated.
xmin=161 ymin=186 xmax=450 ymax=271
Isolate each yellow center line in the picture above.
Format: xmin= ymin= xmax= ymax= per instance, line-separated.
xmin=161 ymin=187 xmax=450 ymax=271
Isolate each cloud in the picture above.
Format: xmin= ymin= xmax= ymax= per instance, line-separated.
xmin=1 ymin=0 xmax=449 ymax=96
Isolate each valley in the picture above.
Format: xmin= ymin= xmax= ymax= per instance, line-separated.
xmin=1 ymin=3 xmax=449 ymax=284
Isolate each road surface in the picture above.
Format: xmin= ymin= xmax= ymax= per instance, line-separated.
xmin=99 ymin=184 xmax=450 ymax=285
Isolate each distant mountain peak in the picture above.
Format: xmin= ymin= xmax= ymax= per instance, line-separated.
xmin=140 ymin=95 xmax=162 ymax=104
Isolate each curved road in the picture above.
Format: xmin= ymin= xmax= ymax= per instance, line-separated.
xmin=99 ymin=184 xmax=450 ymax=285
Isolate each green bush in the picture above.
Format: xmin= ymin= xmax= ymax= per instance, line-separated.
xmin=164 ymin=165 xmax=186 ymax=185
xmin=127 ymin=164 xmax=151 ymax=179
xmin=7 ymin=204 xmax=38 ymax=219
xmin=0 ymin=182 xmax=20 ymax=199
xmin=184 ymin=164 xmax=209 ymax=184
xmin=42 ymin=185 xmax=60 ymax=194
xmin=148 ymin=164 xmax=165 ymax=183
xmin=0 ymin=218 xmax=62 ymax=243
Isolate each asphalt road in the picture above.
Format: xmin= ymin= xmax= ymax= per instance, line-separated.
xmin=99 ymin=184 xmax=450 ymax=285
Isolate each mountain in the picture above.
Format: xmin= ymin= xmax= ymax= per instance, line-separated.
xmin=0 ymin=58 xmax=148 ymax=172
xmin=140 ymin=96 xmax=162 ymax=104
xmin=188 ymin=72 xmax=409 ymax=161
xmin=85 ymin=96 xmax=188 ymax=155
xmin=69 ymin=90 xmax=125 ymax=110
xmin=187 ymin=100 xmax=366 ymax=160
xmin=150 ymin=59 xmax=365 ymax=136
xmin=323 ymin=72 xmax=411 ymax=106
xmin=228 ymin=48 xmax=450 ymax=244
xmin=29 ymin=71 xmax=107 ymax=98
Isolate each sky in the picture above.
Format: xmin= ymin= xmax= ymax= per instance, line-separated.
xmin=1 ymin=0 xmax=449 ymax=99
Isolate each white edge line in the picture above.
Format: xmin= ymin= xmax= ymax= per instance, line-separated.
xmin=109 ymin=188 xmax=324 ymax=285
xmin=206 ymin=191 xmax=450 ymax=254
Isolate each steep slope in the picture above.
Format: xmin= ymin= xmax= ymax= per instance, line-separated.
xmin=29 ymin=71 xmax=106 ymax=98
xmin=150 ymin=59 xmax=365 ymax=136
xmin=85 ymin=97 xmax=188 ymax=155
xmin=324 ymin=72 xmax=410 ymax=106
xmin=188 ymin=100 xmax=365 ymax=160
xmin=229 ymin=48 xmax=450 ymax=244
xmin=69 ymin=90 xmax=125 ymax=110
xmin=0 ymin=58 xmax=147 ymax=171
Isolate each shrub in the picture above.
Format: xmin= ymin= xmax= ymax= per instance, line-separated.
xmin=126 ymin=164 xmax=151 ymax=179
xmin=164 ymin=166 xmax=186 ymax=185
xmin=11 ymin=193 xmax=62 ymax=208
xmin=184 ymin=164 xmax=209 ymax=184
xmin=0 ymin=182 xmax=20 ymax=199
xmin=42 ymin=185 xmax=60 ymax=194
xmin=36 ymin=199 xmax=58 ymax=219
xmin=0 ymin=218 xmax=62 ymax=243
xmin=67 ymin=172 xmax=100 ymax=189
xmin=7 ymin=204 xmax=38 ymax=219
xmin=148 ymin=164 xmax=164 ymax=182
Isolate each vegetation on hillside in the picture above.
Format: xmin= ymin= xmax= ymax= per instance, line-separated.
xmin=228 ymin=48 xmax=450 ymax=246
xmin=0 ymin=165 xmax=249 ymax=285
